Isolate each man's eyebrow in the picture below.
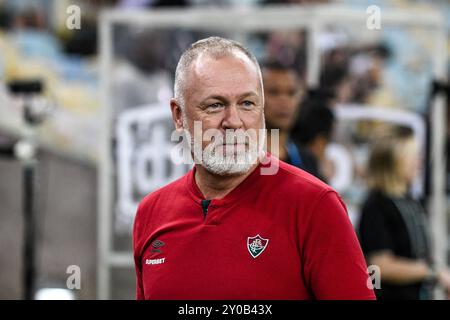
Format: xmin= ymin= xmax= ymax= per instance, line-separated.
xmin=201 ymin=92 xmax=259 ymax=102
xmin=238 ymin=91 xmax=259 ymax=99
xmin=201 ymin=95 xmax=228 ymax=103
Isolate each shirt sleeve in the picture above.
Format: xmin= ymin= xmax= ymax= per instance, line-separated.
xmin=301 ymin=190 xmax=376 ymax=300
xmin=134 ymin=256 xmax=145 ymax=300
xmin=133 ymin=205 xmax=145 ymax=300
xmin=358 ymin=196 xmax=396 ymax=256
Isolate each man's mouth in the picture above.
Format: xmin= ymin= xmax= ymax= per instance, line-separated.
xmin=221 ymin=143 xmax=248 ymax=146
xmin=219 ymin=143 xmax=247 ymax=148
xmin=216 ymin=142 xmax=248 ymax=153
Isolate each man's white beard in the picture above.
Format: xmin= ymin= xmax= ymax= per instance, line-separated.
xmin=200 ymin=133 xmax=261 ymax=176
xmin=183 ymin=116 xmax=266 ymax=176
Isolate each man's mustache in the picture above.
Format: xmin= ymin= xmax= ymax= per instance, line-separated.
xmin=208 ymin=135 xmax=252 ymax=148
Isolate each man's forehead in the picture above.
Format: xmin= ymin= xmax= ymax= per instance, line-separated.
xmin=190 ymin=51 xmax=258 ymax=79
xmin=185 ymin=52 xmax=261 ymax=98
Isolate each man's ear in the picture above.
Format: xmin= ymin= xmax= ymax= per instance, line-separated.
xmin=170 ymin=98 xmax=184 ymax=131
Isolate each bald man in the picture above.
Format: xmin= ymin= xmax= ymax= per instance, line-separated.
xmin=133 ymin=37 xmax=375 ymax=300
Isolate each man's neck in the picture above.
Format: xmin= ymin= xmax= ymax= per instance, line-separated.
xmin=267 ymin=130 xmax=288 ymax=160
xmin=194 ymin=162 xmax=259 ymax=200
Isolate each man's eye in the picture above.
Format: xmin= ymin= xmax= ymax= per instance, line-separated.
xmin=208 ymin=103 xmax=223 ymax=109
xmin=242 ymin=101 xmax=255 ymax=108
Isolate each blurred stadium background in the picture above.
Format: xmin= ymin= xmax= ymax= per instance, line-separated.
xmin=0 ymin=0 xmax=449 ymax=299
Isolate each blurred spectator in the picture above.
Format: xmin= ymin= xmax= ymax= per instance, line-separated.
xmin=320 ymin=49 xmax=353 ymax=105
xmin=111 ymin=29 xmax=173 ymax=115
xmin=319 ymin=43 xmax=393 ymax=106
xmin=358 ymin=126 xmax=450 ymax=300
xmin=9 ymin=6 xmax=61 ymax=61
xmin=359 ymin=44 xmax=393 ymax=106
xmin=262 ymin=30 xmax=307 ymax=77
xmin=291 ymin=92 xmax=335 ymax=181
xmin=262 ymin=60 xmax=304 ymax=167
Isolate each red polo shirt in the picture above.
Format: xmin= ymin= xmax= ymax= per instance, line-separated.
xmin=133 ymin=154 xmax=375 ymax=300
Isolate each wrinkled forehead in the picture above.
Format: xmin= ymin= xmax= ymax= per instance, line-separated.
xmin=192 ymin=51 xmax=262 ymax=86
xmin=184 ymin=51 xmax=263 ymax=102
xmin=192 ymin=49 xmax=258 ymax=73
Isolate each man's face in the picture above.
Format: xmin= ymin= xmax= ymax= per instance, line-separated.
xmin=263 ymin=69 xmax=303 ymax=131
xmin=174 ymin=52 xmax=265 ymax=175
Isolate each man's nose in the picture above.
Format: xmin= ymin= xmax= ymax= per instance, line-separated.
xmin=222 ymin=104 xmax=244 ymax=130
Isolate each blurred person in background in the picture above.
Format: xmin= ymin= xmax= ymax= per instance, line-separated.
xmin=320 ymin=49 xmax=354 ymax=105
xmin=291 ymin=93 xmax=335 ymax=182
xmin=8 ymin=5 xmax=61 ymax=61
xmin=262 ymin=60 xmax=304 ymax=167
xmin=262 ymin=30 xmax=307 ymax=76
xmin=112 ymin=29 xmax=173 ymax=115
xmin=358 ymin=126 xmax=450 ymax=300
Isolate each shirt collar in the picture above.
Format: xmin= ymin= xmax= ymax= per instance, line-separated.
xmin=185 ymin=152 xmax=275 ymax=207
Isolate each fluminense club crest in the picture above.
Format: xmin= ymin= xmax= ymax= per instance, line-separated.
xmin=247 ymin=234 xmax=269 ymax=258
